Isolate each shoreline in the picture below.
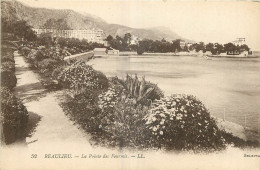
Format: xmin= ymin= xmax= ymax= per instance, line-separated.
xmin=118 ymin=51 xmax=260 ymax=58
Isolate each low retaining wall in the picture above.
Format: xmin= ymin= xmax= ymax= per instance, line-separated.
xmin=64 ymin=51 xmax=94 ymax=62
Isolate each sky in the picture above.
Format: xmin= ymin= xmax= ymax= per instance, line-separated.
xmin=18 ymin=0 xmax=260 ymax=50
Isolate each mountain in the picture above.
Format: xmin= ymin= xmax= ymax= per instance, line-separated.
xmin=1 ymin=1 xmax=193 ymax=42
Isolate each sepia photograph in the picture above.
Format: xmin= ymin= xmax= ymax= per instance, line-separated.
xmin=1 ymin=0 xmax=260 ymax=169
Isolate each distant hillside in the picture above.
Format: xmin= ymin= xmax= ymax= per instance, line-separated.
xmin=1 ymin=1 xmax=193 ymax=42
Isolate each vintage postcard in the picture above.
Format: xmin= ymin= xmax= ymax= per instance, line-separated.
xmin=1 ymin=0 xmax=260 ymax=169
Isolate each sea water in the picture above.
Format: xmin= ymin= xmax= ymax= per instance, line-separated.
xmin=88 ymin=54 xmax=260 ymax=132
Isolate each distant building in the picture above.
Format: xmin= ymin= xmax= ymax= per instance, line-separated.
xmin=180 ymin=40 xmax=186 ymax=49
xmin=107 ymin=47 xmax=119 ymax=55
xmin=232 ymin=38 xmax=246 ymax=46
xmin=32 ymin=28 xmax=105 ymax=44
xmin=93 ymin=48 xmax=107 ymax=57
xmin=186 ymin=43 xmax=193 ymax=48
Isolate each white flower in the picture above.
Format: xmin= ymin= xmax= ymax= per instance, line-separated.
xmin=170 ymin=108 xmax=176 ymax=112
xmin=99 ymin=125 xmax=102 ymax=128
xmin=160 ymin=119 xmax=165 ymax=125
xmin=176 ymin=113 xmax=183 ymax=120
xmin=152 ymin=127 xmax=158 ymax=132
xmin=160 ymin=131 xmax=163 ymax=135
xmin=171 ymin=101 xmax=176 ymax=106
xmin=160 ymin=113 xmax=166 ymax=118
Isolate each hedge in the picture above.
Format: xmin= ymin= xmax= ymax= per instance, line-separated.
xmin=1 ymin=45 xmax=28 ymax=144
xmin=1 ymin=87 xmax=28 ymax=144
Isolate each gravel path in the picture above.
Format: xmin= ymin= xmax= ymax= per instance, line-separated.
xmin=13 ymin=51 xmax=92 ymax=149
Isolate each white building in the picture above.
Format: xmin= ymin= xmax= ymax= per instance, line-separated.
xmin=32 ymin=28 xmax=105 ymax=44
xmin=180 ymin=40 xmax=186 ymax=49
xmin=232 ymin=38 xmax=246 ymax=46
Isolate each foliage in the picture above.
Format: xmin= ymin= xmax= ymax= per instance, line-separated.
xmin=137 ymin=46 xmax=144 ymax=55
xmin=38 ymin=58 xmax=59 ymax=75
xmin=58 ymin=60 xmax=109 ymax=94
xmin=97 ymin=91 xmax=149 ymax=148
xmin=1 ymin=50 xmax=17 ymax=89
xmin=60 ymin=89 xmax=102 ymax=134
xmin=1 ymin=70 xmax=17 ymax=89
xmin=1 ymin=18 xmax=37 ymax=41
xmin=143 ymin=95 xmax=226 ymax=151
xmin=20 ymin=47 xmax=31 ymax=56
xmin=1 ymin=61 xmax=15 ymax=72
xmin=112 ymin=75 xmax=164 ymax=106
xmin=1 ymin=87 xmax=28 ymax=144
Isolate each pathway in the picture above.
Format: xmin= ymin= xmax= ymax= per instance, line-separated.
xmin=14 ymin=51 xmax=92 ymax=149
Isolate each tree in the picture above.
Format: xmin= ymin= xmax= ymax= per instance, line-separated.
xmin=137 ymin=46 xmax=144 ymax=55
xmin=123 ymin=33 xmax=132 ymax=47
xmin=172 ymin=39 xmax=181 ymax=52
xmin=1 ymin=19 xmax=37 ymax=41
xmin=106 ymin=35 xmax=113 ymax=42
xmin=38 ymin=32 xmax=53 ymax=47
xmin=240 ymin=44 xmax=249 ymax=51
xmin=224 ymin=43 xmax=237 ymax=52
xmin=213 ymin=43 xmax=223 ymax=54
xmin=205 ymin=43 xmax=214 ymax=52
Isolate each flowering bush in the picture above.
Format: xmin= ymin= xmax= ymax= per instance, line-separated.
xmin=38 ymin=58 xmax=59 ymax=76
xmin=143 ymin=95 xmax=225 ymax=151
xmin=58 ymin=60 xmax=109 ymax=94
xmin=98 ymin=84 xmax=126 ymax=109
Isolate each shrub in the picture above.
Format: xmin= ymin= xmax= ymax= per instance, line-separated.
xmin=52 ymin=65 xmax=66 ymax=78
xmin=1 ymin=54 xmax=15 ymax=63
xmin=143 ymin=95 xmax=225 ymax=151
xmin=1 ymin=87 xmax=28 ymax=144
xmin=113 ymin=75 xmax=164 ymax=106
xmin=34 ymin=50 xmax=48 ymax=62
xmin=38 ymin=58 xmax=58 ymax=75
xmin=20 ymin=47 xmax=31 ymax=56
xmin=96 ymin=85 xmax=150 ymax=148
xmin=97 ymin=96 xmax=149 ymax=148
xmin=58 ymin=60 xmax=109 ymax=95
xmin=38 ymin=58 xmax=58 ymax=70
xmin=1 ymin=70 xmax=17 ymax=89
xmin=60 ymin=89 xmax=102 ymax=133
xmin=137 ymin=47 xmax=144 ymax=55
xmin=2 ymin=61 xmax=15 ymax=72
